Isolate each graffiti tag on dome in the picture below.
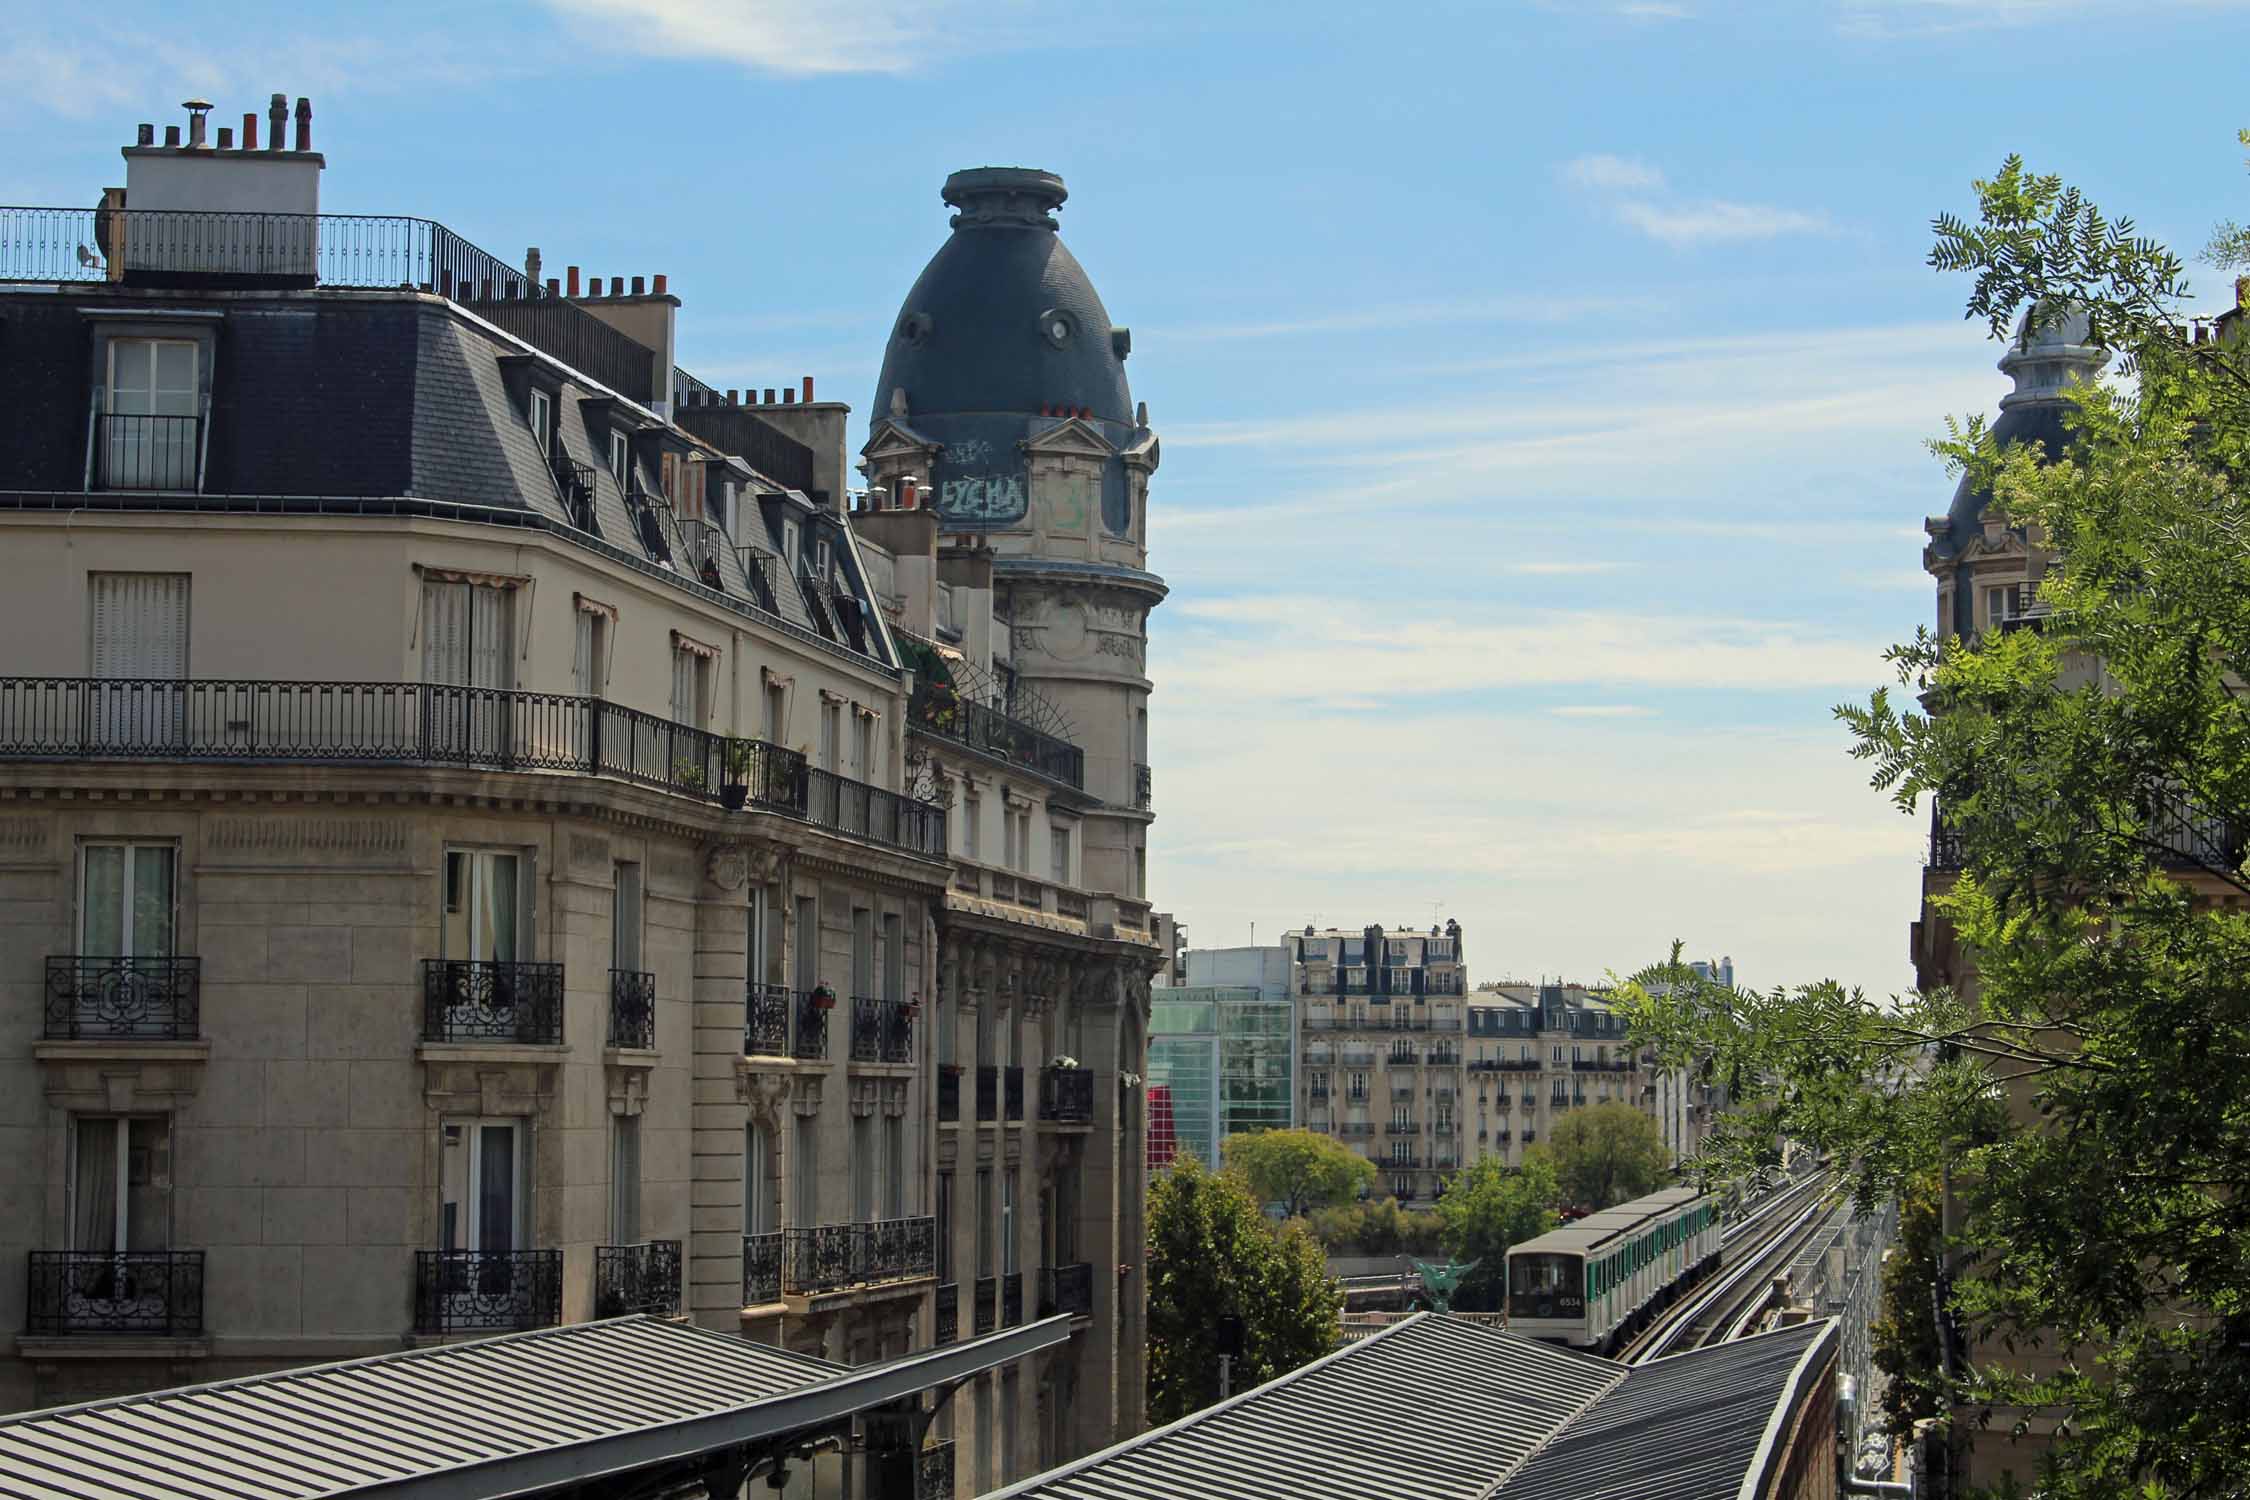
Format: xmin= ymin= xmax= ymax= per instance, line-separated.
xmin=939 ymin=474 xmax=1027 ymax=521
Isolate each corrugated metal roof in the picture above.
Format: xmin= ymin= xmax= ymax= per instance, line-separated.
xmin=988 ymin=1315 xmax=1622 ymax=1500
xmin=1489 ymin=1320 xmax=1838 ymax=1500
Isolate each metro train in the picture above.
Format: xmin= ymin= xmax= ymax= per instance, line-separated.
xmin=1505 ymin=1185 xmax=1721 ymax=1350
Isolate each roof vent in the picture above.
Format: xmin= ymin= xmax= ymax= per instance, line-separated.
xmin=942 ymin=167 xmax=1067 ymax=231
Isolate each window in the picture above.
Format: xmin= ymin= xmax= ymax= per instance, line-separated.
xmin=820 ymin=701 xmax=842 ymax=772
xmin=745 ymin=1121 xmax=773 ymax=1234
xmin=671 ymin=645 xmax=711 ymax=726
xmin=440 ymin=1118 xmax=526 ymax=1253
xmin=1002 ymin=1169 xmax=1018 ymax=1276
xmin=444 ymin=849 xmax=528 ymax=963
xmin=793 ymin=896 xmax=819 ymax=992
xmin=612 ymin=862 xmax=642 ymax=973
xmin=528 ymin=389 xmax=552 ymax=453
xmin=609 ymin=430 xmax=630 ymax=483
xmin=883 ymin=913 xmax=904 ymax=1003
xmin=80 ymin=843 xmax=175 ymax=957
xmin=853 ymin=1114 xmax=876 ymax=1222
xmin=1987 ymin=585 xmax=2009 ymax=630
xmin=793 ymin=1121 xmax=819 ymax=1227
xmin=963 ymin=791 xmax=982 ymax=860
xmin=936 ymin=1172 xmax=954 ymax=1282
xmin=89 ymin=573 xmax=190 ymax=745
xmin=1050 ymin=825 xmax=1072 ymax=884
xmin=610 ymin=1117 xmax=641 ymax=1244
xmin=103 ymin=338 xmax=198 ymax=489
xmin=852 ymin=906 xmax=874 ymax=998
xmin=765 ymin=681 xmax=788 ymax=744
xmin=71 ymin=1117 xmax=170 ymax=1252
xmin=783 ymin=518 xmax=801 ymax=573
xmin=883 ymin=1116 xmax=905 ymax=1218
xmin=1391 ymin=1106 xmax=1409 ymax=1129
xmin=1008 ymin=809 xmax=1032 ymax=873
xmin=421 ymin=580 xmax=513 ymax=690
xmin=573 ymin=607 xmax=608 ymax=699
xmin=852 ymin=713 xmax=874 ymax=781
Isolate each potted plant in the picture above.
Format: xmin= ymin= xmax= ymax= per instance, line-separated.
xmin=904 ymin=992 xmax=923 ymax=1020
xmin=720 ymin=738 xmax=757 ymax=811
xmin=672 ymin=757 xmax=707 ymax=794
xmin=810 ymin=982 xmax=837 ymax=1011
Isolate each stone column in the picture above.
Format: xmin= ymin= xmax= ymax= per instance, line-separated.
xmin=685 ymin=841 xmax=757 ymax=1328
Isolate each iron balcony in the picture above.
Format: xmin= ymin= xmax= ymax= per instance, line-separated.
xmin=919 ymin=1439 xmax=956 ymax=1500
xmin=974 ymin=1275 xmax=998 ymax=1336
xmin=792 ymin=990 xmax=832 ymax=1061
xmin=413 ymin=1249 xmax=562 ymax=1333
xmin=26 ymin=1250 xmax=204 ymax=1336
xmin=849 ymin=996 xmax=915 ymax=1065
xmin=744 ymin=982 xmax=791 ymax=1056
xmin=780 ymin=1217 xmax=936 ymax=1296
xmin=742 ymin=1231 xmax=783 ymax=1305
xmin=1040 ymin=1262 xmax=1094 ymax=1318
xmin=1039 ymin=1065 xmax=1094 ymax=1123
xmin=935 ymin=1281 xmax=959 ymax=1344
xmin=422 ymin=960 xmax=564 ymax=1044
xmin=607 ymin=969 xmax=656 ymax=1049
xmin=1002 ymin=1271 xmax=1024 ymax=1327
xmin=594 ymin=1239 xmax=681 ymax=1317
xmin=44 ymin=955 xmax=200 ymax=1040
xmin=908 ymin=679 xmax=1084 ymax=789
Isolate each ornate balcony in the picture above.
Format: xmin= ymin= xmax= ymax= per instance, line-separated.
xmin=421 ymin=960 xmax=564 ymax=1044
xmin=607 ymin=969 xmax=656 ymax=1049
xmin=43 ymin=955 xmax=200 ymax=1040
xmin=594 ymin=1239 xmax=680 ymax=1317
xmin=742 ymin=1231 xmax=783 ymax=1305
xmin=976 ymin=1065 xmax=999 ymax=1122
xmin=1004 ymin=1065 xmax=1025 ymax=1122
xmin=1386 ymin=1123 xmax=1419 ymax=1136
xmin=1002 ymin=1271 xmax=1024 ymax=1327
xmin=1038 ymin=1065 xmax=1094 ymax=1123
xmin=1040 ymin=1262 xmax=1093 ymax=1318
xmin=907 ymin=677 xmax=1084 ymax=789
xmin=1134 ymin=761 xmax=1152 ymax=810
xmin=974 ymin=1275 xmax=998 ymax=1335
xmin=849 ymin=996 xmax=915 ymax=1065
xmin=781 ymin=1216 xmax=936 ymax=1296
xmin=25 ymin=1250 xmax=203 ymax=1335
xmin=744 ymin=982 xmax=790 ymax=1056
xmin=919 ymin=1439 xmax=956 ymax=1500
xmin=935 ymin=1280 xmax=959 ymax=1344
xmin=792 ymin=990 xmax=831 ymax=1061
xmin=413 ymin=1249 xmax=562 ymax=1333
xmin=938 ymin=1065 xmax=962 ymax=1123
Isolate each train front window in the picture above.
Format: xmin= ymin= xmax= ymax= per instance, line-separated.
xmin=1509 ymin=1253 xmax=1584 ymax=1317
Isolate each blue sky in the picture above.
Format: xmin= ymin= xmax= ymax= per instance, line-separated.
xmin=10 ymin=0 xmax=2246 ymax=995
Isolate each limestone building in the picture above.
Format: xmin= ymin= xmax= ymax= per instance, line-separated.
xmin=0 ymin=100 xmax=971 ymax=1494
xmin=1464 ymin=983 xmax=1656 ymax=1175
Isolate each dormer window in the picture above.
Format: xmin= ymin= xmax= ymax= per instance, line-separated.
xmin=102 ymin=337 xmax=200 ymax=490
xmin=528 ymin=389 xmax=552 ymax=453
xmin=609 ymin=430 xmax=629 ymax=484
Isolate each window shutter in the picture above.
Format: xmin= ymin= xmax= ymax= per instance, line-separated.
xmin=90 ymin=573 xmax=188 ymax=680
xmin=470 ymin=585 xmax=509 ymax=689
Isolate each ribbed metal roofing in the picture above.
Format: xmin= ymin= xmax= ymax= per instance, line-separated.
xmin=0 ymin=1316 xmax=843 ymax=1500
xmin=1490 ymin=1319 xmax=1839 ymax=1500
xmin=990 ymin=1315 xmax=1622 ymax=1500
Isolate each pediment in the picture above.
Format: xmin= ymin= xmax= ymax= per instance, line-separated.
xmin=861 ymin=418 xmax=942 ymax=459
xmin=1023 ymin=418 xmax=1117 ymax=460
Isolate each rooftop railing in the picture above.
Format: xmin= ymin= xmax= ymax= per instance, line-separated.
xmin=908 ymin=681 xmax=1084 ymax=789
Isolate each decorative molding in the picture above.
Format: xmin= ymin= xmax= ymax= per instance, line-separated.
xmin=735 ymin=1062 xmax=792 ymax=1128
xmin=850 ymin=1079 xmax=883 ymax=1119
xmin=706 ymin=843 xmax=751 ymax=893
xmin=207 ymin=818 xmax=407 ymax=855
xmin=0 ymin=819 xmax=50 ymax=856
xmin=881 ymin=1080 xmax=910 ymax=1119
xmin=790 ymin=1076 xmax=824 ymax=1119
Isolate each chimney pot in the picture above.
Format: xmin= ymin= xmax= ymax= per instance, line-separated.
xmin=545 ymin=277 xmax=560 ymax=296
xmin=566 ymin=266 xmax=580 ymax=297
xmin=137 ymin=123 xmax=155 ymax=146
xmin=630 ymin=275 xmax=645 ymax=296
xmin=163 ymin=125 xmax=181 ymax=147
xmin=783 ymin=389 xmax=795 ymax=404
xmin=241 ymin=112 xmax=257 ymax=150
xmin=727 ymin=390 xmax=739 ymax=404
xmin=653 ymin=273 xmax=668 ymax=295
xmin=802 ymin=375 xmax=814 ymax=403
xmin=764 ymin=389 xmax=777 ymax=404
xmin=294 ymin=96 xmax=312 ymax=152
xmin=182 ymin=98 xmax=212 ymax=148
xmin=609 ymin=276 xmax=623 ymax=296
xmin=268 ymin=94 xmax=286 ymax=152
xmin=216 ymin=126 xmax=233 ymax=149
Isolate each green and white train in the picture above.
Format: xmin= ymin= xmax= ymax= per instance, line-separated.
xmin=1505 ymin=1186 xmax=1721 ymax=1351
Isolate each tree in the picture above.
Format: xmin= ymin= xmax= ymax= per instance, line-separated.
xmin=1434 ymin=1150 xmax=1560 ymax=1311
xmin=1305 ymin=1195 xmax=1445 ymax=1258
xmin=1146 ymin=1152 xmax=1342 ymax=1422
xmin=1620 ymin=147 xmax=2250 ymax=1497
xmin=1869 ymin=1172 xmax=1948 ymax=1440
xmin=1220 ymin=1127 xmax=1376 ymax=1219
xmin=1546 ymin=1103 xmax=1669 ymax=1211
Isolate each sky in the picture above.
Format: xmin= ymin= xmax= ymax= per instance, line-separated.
xmin=8 ymin=0 xmax=2246 ymax=997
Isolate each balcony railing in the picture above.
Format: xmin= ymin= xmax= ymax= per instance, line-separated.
xmin=1339 ymin=1123 xmax=1376 ymax=1138
xmin=422 ymin=960 xmax=564 ymax=1044
xmin=849 ymin=997 xmax=915 ymax=1064
xmin=935 ymin=1281 xmax=959 ymax=1344
xmin=1000 ymin=1270 xmax=1023 ymax=1327
xmin=1387 ymin=1157 xmax=1424 ymax=1171
xmin=96 ymin=412 xmax=200 ymax=491
xmin=44 ymin=955 xmax=200 ymax=1040
xmin=745 ymin=982 xmax=791 ymax=1056
xmin=1307 ymin=1087 xmax=1332 ymax=1104
xmin=1004 ymin=1065 xmax=1025 ymax=1122
xmin=781 ymin=1217 xmax=935 ymax=1295
xmin=974 ymin=1275 xmax=998 ymax=1335
xmin=413 ymin=1249 xmax=563 ymax=1333
xmin=25 ymin=1250 xmax=204 ymax=1335
xmin=743 ymin=1231 xmax=783 ymax=1305
xmin=938 ymin=1065 xmax=962 ymax=1123
xmin=1386 ymin=1123 xmax=1419 ymax=1136
xmin=1040 ymin=1262 xmax=1093 ymax=1318
xmin=594 ymin=1239 xmax=680 ymax=1317
xmin=608 ymin=969 xmax=656 ymax=1049
xmin=919 ymin=1439 xmax=956 ymax=1500
xmin=1134 ymin=760 xmax=1152 ymax=810
xmin=908 ymin=681 xmax=1084 ymax=789
xmin=1492 ymin=1058 xmax=1540 ymax=1072
xmin=793 ymin=990 xmax=832 ymax=1061
xmin=0 ymin=678 xmax=945 ymax=859
xmin=1039 ymin=1065 xmax=1093 ymax=1123
xmin=976 ymin=1064 xmax=999 ymax=1122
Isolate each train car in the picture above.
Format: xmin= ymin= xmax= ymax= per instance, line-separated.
xmin=1505 ymin=1186 xmax=1722 ymax=1350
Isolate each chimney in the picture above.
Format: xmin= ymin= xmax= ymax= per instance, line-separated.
xmin=726 ymin=390 xmax=739 ymax=404
xmin=653 ymin=274 xmax=668 ymax=296
xmin=899 ymin=476 xmax=919 ymax=509
xmin=183 ymin=99 xmax=211 ymax=148
xmin=609 ymin=276 xmax=623 ymax=296
xmin=802 ymin=375 xmax=814 ymax=403
xmin=137 ymin=123 xmax=154 ymax=146
xmin=241 ymin=112 xmax=257 ymax=150
xmin=216 ymin=126 xmax=233 ymax=150
xmin=630 ymin=275 xmax=645 ymax=295
xmin=294 ymin=96 xmax=312 ymax=152
xmin=566 ymin=266 xmax=580 ymax=297
xmin=782 ymin=389 xmax=795 ymax=404
xmin=545 ymin=277 xmax=560 ymax=296
xmin=268 ymin=94 xmax=286 ymax=152
xmin=163 ymin=125 xmax=181 ymax=147
xmin=764 ymin=388 xmax=777 ymax=404
xmin=525 ymin=246 xmax=541 ymax=285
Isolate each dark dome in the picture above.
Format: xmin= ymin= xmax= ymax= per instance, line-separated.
xmin=874 ymin=167 xmax=1132 ymax=427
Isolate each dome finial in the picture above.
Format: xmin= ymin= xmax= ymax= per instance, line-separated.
xmin=943 ymin=167 xmax=1067 ymax=231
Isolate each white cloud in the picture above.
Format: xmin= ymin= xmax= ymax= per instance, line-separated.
xmin=1548 ymin=704 xmax=1657 ymax=717
xmin=538 ymin=0 xmax=1025 ymax=75
xmin=1505 ymin=560 xmax=1636 ymax=576
xmin=1562 ymin=154 xmax=1667 ymax=192
xmin=1618 ymin=1 xmax=1694 ymax=15
xmin=1613 ymin=198 xmax=1835 ymax=246
xmin=1154 ymin=292 xmax=1654 ymax=343
xmin=1835 ymin=0 xmax=2250 ymax=36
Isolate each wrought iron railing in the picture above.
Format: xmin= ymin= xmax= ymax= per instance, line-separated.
xmin=743 ymin=1230 xmax=783 ymax=1305
xmin=850 ymin=997 xmax=915 ymax=1064
xmin=608 ymin=968 xmax=656 ymax=1049
xmin=1134 ymin=761 xmax=1152 ymax=810
xmin=918 ymin=1440 xmax=956 ymax=1500
xmin=1002 ymin=1270 xmax=1023 ymax=1327
xmin=413 ymin=1248 xmax=563 ymax=1333
xmin=594 ymin=1239 xmax=680 ymax=1317
xmin=938 ymin=1065 xmax=962 ymax=1122
xmin=976 ymin=1065 xmax=999 ymax=1122
xmin=974 ymin=1274 xmax=998 ymax=1335
xmin=422 ymin=959 xmax=564 ymax=1044
xmin=935 ymin=1281 xmax=959 ymax=1344
xmin=1004 ymin=1065 xmax=1025 ymax=1122
xmin=1040 ymin=1262 xmax=1093 ymax=1318
xmin=550 ymin=450 xmax=598 ymax=535
xmin=1386 ymin=1122 xmax=1419 ymax=1136
xmin=678 ymin=517 xmax=727 ymax=591
xmin=793 ymin=990 xmax=832 ymax=1060
xmin=0 ymin=677 xmax=945 ymax=858
xmin=44 ymin=955 xmax=200 ymax=1040
xmin=1038 ymin=1066 xmax=1094 ymax=1123
xmin=96 ymin=413 xmax=200 ymax=491
xmin=780 ymin=1217 xmax=936 ymax=1295
xmin=25 ymin=1250 xmax=204 ymax=1335
xmin=744 ymin=982 xmax=791 ymax=1056
xmin=1571 ymin=1058 xmax=1631 ymax=1072
xmin=908 ymin=681 xmax=1084 ymax=789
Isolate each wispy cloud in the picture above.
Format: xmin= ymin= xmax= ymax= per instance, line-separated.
xmin=1505 ymin=560 xmax=1636 ymax=576
xmin=1613 ymin=198 xmax=1834 ymax=246
xmin=538 ymin=0 xmax=1059 ymax=75
xmin=1835 ymin=0 xmax=2250 ymax=37
xmin=1154 ymin=293 xmax=1654 ymax=343
xmin=1549 ymin=704 xmax=1657 ymax=717
xmin=1562 ymin=154 xmax=1667 ymax=192
xmin=1618 ymin=1 xmax=1695 ymax=15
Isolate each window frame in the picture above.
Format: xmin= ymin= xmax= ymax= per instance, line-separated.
xmin=77 ymin=840 xmax=178 ymax=958
xmin=529 ymin=388 xmax=553 ymax=454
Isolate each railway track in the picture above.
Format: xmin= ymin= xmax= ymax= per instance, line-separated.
xmin=1618 ymin=1170 xmax=1837 ymax=1364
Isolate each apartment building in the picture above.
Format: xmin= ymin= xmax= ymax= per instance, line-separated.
xmin=1464 ymin=983 xmax=1653 ymax=1174
xmin=1287 ymin=922 xmax=1467 ymax=1205
xmin=0 ymin=102 xmax=977 ymax=1495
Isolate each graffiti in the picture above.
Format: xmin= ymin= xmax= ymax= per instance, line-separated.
xmin=939 ymin=473 xmax=1027 ymax=520
xmin=948 ymin=437 xmax=994 ymax=466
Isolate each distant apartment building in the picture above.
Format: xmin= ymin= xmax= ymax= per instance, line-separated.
xmin=1145 ymin=986 xmax=1295 ymax=1172
xmin=1466 ymin=983 xmax=1650 ymax=1173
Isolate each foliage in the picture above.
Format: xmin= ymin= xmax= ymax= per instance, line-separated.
xmin=1146 ymin=1153 xmax=1342 ymax=1423
xmin=1869 ymin=1172 xmax=1948 ymax=1439
xmin=1619 ymin=141 xmax=2250 ymax=1497
xmin=1546 ymin=1103 xmax=1670 ymax=1211
xmin=1304 ymin=1195 xmax=1445 ymax=1258
xmin=1220 ymin=1127 xmax=1377 ymax=1219
xmin=1434 ymin=1151 xmax=1560 ymax=1311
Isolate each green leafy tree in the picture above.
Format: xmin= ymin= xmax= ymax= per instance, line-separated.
xmin=1147 ymin=1153 xmax=1343 ymax=1422
xmin=1546 ymin=1103 xmax=1670 ymax=1211
xmin=1220 ymin=1127 xmax=1377 ymax=1219
xmin=1621 ymin=145 xmax=2250 ymax=1497
xmin=1305 ymin=1195 xmax=1446 ymax=1257
xmin=1870 ymin=1172 xmax=1948 ymax=1440
xmin=1434 ymin=1150 xmax=1560 ymax=1311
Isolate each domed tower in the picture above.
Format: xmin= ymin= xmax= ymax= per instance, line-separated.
xmin=864 ymin=167 xmax=1164 ymax=901
xmin=1923 ymin=305 xmax=2107 ymax=639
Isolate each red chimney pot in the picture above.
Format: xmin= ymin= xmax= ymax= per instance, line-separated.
xmin=630 ymin=275 xmax=645 ymax=296
xmin=609 ymin=276 xmax=623 ymax=297
xmin=566 ymin=266 xmax=580 ymax=297
xmin=653 ymin=274 xmax=668 ymax=296
xmin=802 ymin=375 xmax=814 ymax=403
xmin=241 ymin=113 xmax=257 ymax=150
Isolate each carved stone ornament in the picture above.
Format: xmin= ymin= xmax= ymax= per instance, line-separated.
xmin=851 ymin=1079 xmax=883 ymax=1119
xmin=706 ymin=843 xmax=751 ymax=893
xmin=791 ymin=1077 xmax=825 ymax=1119
xmin=882 ymin=1080 xmax=910 ymax=1118
xmin=735 ymin=1062 xmax=793 ymax=1128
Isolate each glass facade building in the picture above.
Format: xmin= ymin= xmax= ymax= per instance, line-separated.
xmin=1147 ymin=986 xmax=1295 ymax=1173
